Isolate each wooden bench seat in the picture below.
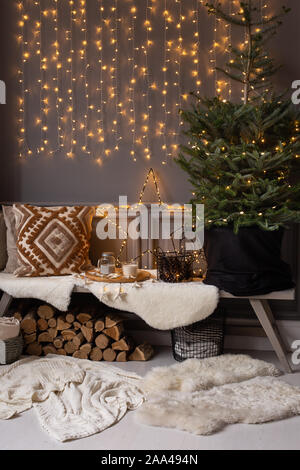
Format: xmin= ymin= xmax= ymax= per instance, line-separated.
xmin=0 ymin=286 xmax=295 ymax=373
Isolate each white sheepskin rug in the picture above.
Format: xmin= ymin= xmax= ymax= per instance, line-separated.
xmin=136 ymin=354 xmax=300 ymax=435
xmin=0 ymin=273 xmax=218 ymax=330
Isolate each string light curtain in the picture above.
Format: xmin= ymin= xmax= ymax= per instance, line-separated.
xmin=17 ymin=0 xmax=237 ymax=163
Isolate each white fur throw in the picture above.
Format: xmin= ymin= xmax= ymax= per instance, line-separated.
xmin=76 ymin=278 xmax=219 ymax=330
xmin=136 ymin=376 xmax=300 ymax=436
xmin=0 ymin=355 xmax=144 ymax=442
xmin=0 ymin=273 xmax=218 ymax=330
xmin=142 ymin=354 xmax=281 ymax=393
xmin=136 ymin=354 xmax=300 ymax=435
xmin=0 ymin=273 xmax=75 ymax=311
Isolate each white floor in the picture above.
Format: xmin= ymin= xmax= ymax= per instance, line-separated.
xmin=0 ymin=347 xmax=300 ymax=451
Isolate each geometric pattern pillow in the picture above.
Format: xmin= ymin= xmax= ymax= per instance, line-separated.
xmin=13 ymin=204 xmax=95 ymax=277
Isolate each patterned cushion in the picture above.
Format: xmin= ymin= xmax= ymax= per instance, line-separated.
xmin=13 ymin=204 xmax=95 ymax=277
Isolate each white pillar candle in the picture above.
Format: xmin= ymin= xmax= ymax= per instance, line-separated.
xmin=122 ymin=263 xmax=138 ymax=278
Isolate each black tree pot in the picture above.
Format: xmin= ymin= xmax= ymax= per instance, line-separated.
xmin=203 ymin=226 xmax=295 ymax=296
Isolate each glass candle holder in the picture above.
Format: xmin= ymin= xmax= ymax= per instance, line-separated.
xmin=98 ymin=252 xmax=116 ymax=275
xmin=122 ymin=262 xmax=138 ymax=278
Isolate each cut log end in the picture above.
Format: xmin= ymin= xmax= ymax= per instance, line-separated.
xmin=105 ymin=314 xmax=123 ymax=328
xmin=21 ymin=310 xmax=37 ymax=335
xmin=66 ymin=313 xmax=75 ymax=324
xmin=64 ymin=341 xmax=77 ymax=355
xmin=72 ymin=332 xmax=84 ymax=349
xmin=26 ymin=342 xmax=42 ymax=356
xmin=61 ymin=329 xmax=76 ymax=341
xmin=103 ymin=348 xmax=117 ymax=362
xmin=73 ymin=350 xmax=89 ymax=360
xmin=112 ymin=337 xmax=133 ymax=352
xmin=38 ymin=332 xmax=54 ymax=343
xmin=53 ymin=336 xmax=64 ymax=349
xmin=129 ymin=343 xmax=154 ymax=361
xmin=43 ymin=345 xmax=57 ymax=356
xmin=116 ymin=351 xmax=127 ymax=362
xmin=95 ymin=333 xmax=110 ymax=350
xmin=81 ymin=325 xmax=94 ymax=343
xmin=48 ymin=318 xmax=57 ymax=329
xmin=90 ymin=347 xmax=103 ymax=361
xmin=37 ymin=318 xmax=48 ymax=331
xmin=23 ymin=333 xmax=36 ymax=345
xmin=37 ymin=304 xmax=55 ymax=320
xmin=57 ymin=348 xmax=67 ymax=356
xmin=94 ymin=319 xmax=105 ymax=332
xmin=80 ymin=343 xmax=92 ymax=355
xmin=77 ymin=313 xmax=92 ymax=324
xmin=57 ymin=316 xmax=71 ymax=331
xmin=103 ymin=324 xmax=124 ymax=342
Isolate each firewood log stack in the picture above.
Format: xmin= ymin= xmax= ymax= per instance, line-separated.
xmin=15 ymin=305 xmax=154 ymax=362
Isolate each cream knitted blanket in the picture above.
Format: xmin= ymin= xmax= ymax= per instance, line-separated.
xmin=0 ymin=355 xmax=144 ymax=442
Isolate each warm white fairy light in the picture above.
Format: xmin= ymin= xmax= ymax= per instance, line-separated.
xmin=216 ymin=0 xmax=232 ymax=101
xmin=162 ymin=0 xmax=170 ymax=162
xmin=31 ymin=2 xmax=41 ymax=154
xmin=141 ymin=0 xmax=152 ymax=161
xmin=128 ymin=3 xmax=137 ymax=162
xmin=171 ymin=0 xmax=183 ymax=160
xmin=227 ymin=0 xmax=232 ymax=100
xmin=51 ymin=0 xmax=63 ymax=154
xmin=94 ymin=0 xmax=105 ymax=163
xmin=262 ymin=2 xmax=268 ymax=21
xmin=17 ymin=1 xmax=32 ymax=157
xmin=40 ymin=4 xmax=52 ymax=155
xmin=66 ymin=1 xmax=75 ymax=159
xmin=38 ymin=3 xmax=44 ymax=155
xmin=176 ymin=0 xmax=183 ymax=156
xmin=118 ymin=167 xmax=163 ymax=264
xmin=80 ymin=0 xmax=92 ymax=155
xmin=111 ymin=0 xmax=120 ymax=150
xmin=16 ymin=0 xmax=229 ymax=165
xmin=192 ymin=1 xmax=201 ymax=92
xmin=207 ymin=4 xmax=217 ymax=93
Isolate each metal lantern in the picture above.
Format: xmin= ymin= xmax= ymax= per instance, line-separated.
xmin=157 ymin=252 xmax=193 ymax=283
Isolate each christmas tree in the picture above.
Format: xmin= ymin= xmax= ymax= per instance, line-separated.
xmin=176 ymin=1 xmax=300 ymax=233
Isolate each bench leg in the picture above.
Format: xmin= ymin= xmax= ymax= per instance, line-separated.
xmin=250 ymin=299 xmax=292 ymax=373
xmin=0 ymin=293 xmax=13 ymax=317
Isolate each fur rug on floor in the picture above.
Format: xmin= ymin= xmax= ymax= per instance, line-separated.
xmin=136 ymin=354 xmax=300 ymax=435
xmin=142 ymin=354 xmax=281 ymax=393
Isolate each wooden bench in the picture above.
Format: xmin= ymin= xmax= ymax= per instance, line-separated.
xmin=0 ymin=287 xmax=295 ymax=373
xmin=220 ymin=288 xmax=295 ymax=373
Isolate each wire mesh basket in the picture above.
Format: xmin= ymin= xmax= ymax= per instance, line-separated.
xmin=171 ymin=308 xmax=225 ymax=361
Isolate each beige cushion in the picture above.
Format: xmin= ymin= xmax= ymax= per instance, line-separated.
xmin=2 ymin=206 xmax=18 ymax=273
xmin=0 ymin=213 xmax=8 ymax=271
xmin=13 ymin=204 xmax=95 ymax=277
